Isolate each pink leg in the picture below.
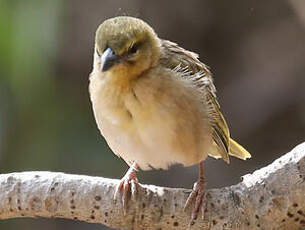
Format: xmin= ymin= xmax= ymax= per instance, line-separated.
xmin=184 ymin=161 xmax=206 ymax=225
xmin=114 ymin=162 xmax=139 ymax=215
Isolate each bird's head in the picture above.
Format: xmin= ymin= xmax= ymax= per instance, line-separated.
xmin=94 ymin=16 xmax=161 ymax=81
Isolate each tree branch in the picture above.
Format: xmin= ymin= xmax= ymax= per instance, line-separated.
xmin=0 ymin=142 xmax=305 ymax=229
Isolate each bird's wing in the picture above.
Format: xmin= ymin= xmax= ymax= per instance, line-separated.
xmin=159 ymin=39 xmax=211 ymax=78
xmin=160 ymin=39 xmax=231 ymax=163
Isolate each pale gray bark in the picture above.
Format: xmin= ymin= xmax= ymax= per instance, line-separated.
xmin=0 ymin=142 xmax=304 ymax=230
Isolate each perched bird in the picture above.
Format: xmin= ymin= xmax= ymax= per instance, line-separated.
xmin=89 ymin=16 xmax=251 ymax=223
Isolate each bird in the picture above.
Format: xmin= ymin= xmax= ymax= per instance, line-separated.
xmin=89 ymin=16 xmax=251 ymax=224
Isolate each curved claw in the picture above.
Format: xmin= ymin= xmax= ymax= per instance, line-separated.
xmin=130 ymin=178 xmax=138 ymax=202
xmin=183 ymin=161 xmax=206 ymax=225
xmin=114 ymin=180 xmax=124 ymax=201
xmin=184 ymin=182 xmax=198 ymax=211
xmin=184 ymin=180 xmax=206 ymax=225
xmin=113 ymin=162 xmax=139 ymax=215
xmin=122 ymin=180 xmax=130 ymax=215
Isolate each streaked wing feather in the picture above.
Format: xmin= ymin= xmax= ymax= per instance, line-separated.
xmin=206 ymin=90 xmax=230 ymax=163
xmin=160 ymin=40 xmax=211 ymax=78
xmin=160 ymin=39 xmax=231 ymax=163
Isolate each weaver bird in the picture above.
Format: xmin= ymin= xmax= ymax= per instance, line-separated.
xmin=89 ymin=16 xmax=251 ymax=223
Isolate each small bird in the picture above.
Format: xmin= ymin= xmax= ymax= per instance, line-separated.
xmin=89 ymin=16 xmax=251 ymax=223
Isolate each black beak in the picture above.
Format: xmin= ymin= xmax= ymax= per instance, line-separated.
xmin=100 ymin=47 xmax=119 ymax=72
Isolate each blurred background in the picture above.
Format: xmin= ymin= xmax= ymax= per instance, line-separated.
xmin=1 ymin=0 xmax=305 ymax=229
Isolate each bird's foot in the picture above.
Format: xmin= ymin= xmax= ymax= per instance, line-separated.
xmin=184 ymin=178 xmax=206 ymax=225
xmin=114 ymin=163 xmax=138 ymax=215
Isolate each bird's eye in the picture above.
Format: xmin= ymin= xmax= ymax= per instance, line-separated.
xmin=128 ymin=43 xmax=139 ymax=54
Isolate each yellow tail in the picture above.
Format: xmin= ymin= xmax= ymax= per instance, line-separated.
xmin=208 ymin=138 xmax=251 ymax=163
xmin=229 ymin=138 xmax=251 ymax=160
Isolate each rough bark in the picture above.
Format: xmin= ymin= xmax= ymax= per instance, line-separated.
xmin=0 ymin=142 xmax=304 ymax=230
